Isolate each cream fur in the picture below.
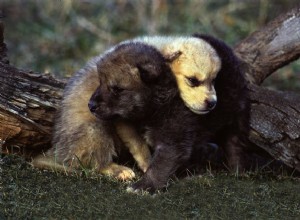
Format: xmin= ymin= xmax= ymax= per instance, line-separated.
xmin=114 ymin=121 xmax=151 ymax=173
xmin=131 ymin=36 xmax=221 ymax=114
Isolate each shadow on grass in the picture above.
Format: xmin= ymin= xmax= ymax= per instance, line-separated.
xmin=1 ymin=154 xmax=299 ymax=219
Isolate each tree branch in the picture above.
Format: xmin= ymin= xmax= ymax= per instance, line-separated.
xmin=235 ymin=6 xmax=300 ymax=85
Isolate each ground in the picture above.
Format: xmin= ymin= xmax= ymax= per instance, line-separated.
xmin=1 ymin=155 xmax=299 ymax=219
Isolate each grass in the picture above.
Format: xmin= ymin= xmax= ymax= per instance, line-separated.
xmin=1 ymin=154 xmax=299 ymax=219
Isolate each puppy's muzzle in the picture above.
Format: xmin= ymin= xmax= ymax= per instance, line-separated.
xmin=88 ymin=100 xmax=116 ymax=120
xmin=205 ymin=99 xmax=217 ymax=111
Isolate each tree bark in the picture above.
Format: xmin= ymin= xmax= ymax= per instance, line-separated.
xmin=0 ymin=62 xmax=65 ymax=156
xmin=0 ymin=6 xmax=300 ymax=170
xmin=234 ymin=6 xmax=300 ymax=85
xmin=248 ymin=85 xmax=300 ymax=170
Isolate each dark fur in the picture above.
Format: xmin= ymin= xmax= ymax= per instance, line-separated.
xmin=90 ymin=36 xmax=250 ymax=192
xmin=192 ymin=34 xmax=250 ymax=169
xmin=90 ymin=44 xmax=201 ymax=192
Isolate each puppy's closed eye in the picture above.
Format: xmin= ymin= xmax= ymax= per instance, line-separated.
xmin=185 ymin=76 xmax=204 ymax=87
xmin=111 ymin=86 xmax=124 ymax=95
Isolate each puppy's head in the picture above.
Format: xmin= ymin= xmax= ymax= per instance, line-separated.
xmin=88 ymin=42 xmax=169 ymax=121
xmin=164 ymin=37 xmax=221 ymax=114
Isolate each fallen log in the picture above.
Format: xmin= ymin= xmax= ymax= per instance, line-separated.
xmin=248 ymin=85 xmax=300 ymax=170
xmin=233 ymin=6 xmax=300 ymax=170
xmin=0 ymin=6 xmax=299 ymax=170
xmin=0 ymin=62 xmax=65 ymax=156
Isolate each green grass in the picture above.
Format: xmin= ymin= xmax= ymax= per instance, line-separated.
xmin=1 ymin=155 xmax=299 ymax=219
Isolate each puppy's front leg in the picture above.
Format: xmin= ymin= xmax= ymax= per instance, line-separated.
xmin=115 ymin=121 xmax=151 ymax=172
xmin=224 ymin=133 xmax=246 ymax=172
xmin=130 ymin=143 xmax=191 ymax=193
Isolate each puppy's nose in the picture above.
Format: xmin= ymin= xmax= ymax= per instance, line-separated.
xmin=88 ymin=100 xmax=98 ymax=113
xmin=206 ymin=99 xmax=217 ymax=110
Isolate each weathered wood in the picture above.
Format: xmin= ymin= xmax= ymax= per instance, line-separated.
xmin=248 ymin=85 xmax=300 ymax=170
xmin=233 ymin=6 xmax=300 ymax=170
xmin=0 ymin=62 xmax=65 ymax=156
xmin=235 ymin=6 xmax=300 ymax=85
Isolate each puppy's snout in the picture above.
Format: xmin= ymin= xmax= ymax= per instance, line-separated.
xmin=89 ymin=87 xmax=102 ymax=113
xmin=88 ymin=100 xmax=98 ymax=113
xmin=206 ymin=99 xmax=217 ymax=110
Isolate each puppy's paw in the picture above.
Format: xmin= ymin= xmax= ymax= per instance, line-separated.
xmin=101 ymin=163 xmax=135 ymax=181
xmin=130 ymin=177 xmax=162 ymax=194
xmin=126 ymin=186 xmax=152 ymax=196
xmin=116 ymin=167 xmax=136 ymax=181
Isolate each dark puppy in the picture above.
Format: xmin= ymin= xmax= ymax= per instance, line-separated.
xmin=192 ymin=34 xmax=250 ymax=170
xmin=90 ymin=45 xmax=200 ymax=192
xmin=90 ymin=35 xmax=250 ymax=192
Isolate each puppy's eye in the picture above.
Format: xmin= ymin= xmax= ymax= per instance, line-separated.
xmin=186 ymin=76 xmax=203 ymax=87
xmin=111 ymin=86 xmax=124 ymax=95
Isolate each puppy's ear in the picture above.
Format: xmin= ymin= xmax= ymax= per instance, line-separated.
xmin=164 ymin=51 xmax=182 ymax=63
xmin=138 ymin=63 xmax=161 ymax=84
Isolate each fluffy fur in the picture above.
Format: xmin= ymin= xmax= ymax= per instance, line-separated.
xmin=32 ymin=42 xmax=163 ymax=180
xmin=132 ymin=36 xmax=221 ymax=114
xmin=90 ymin=34 xmax=250 ymax=192
xmin=193 ymin=34 xmax=250 ymax=169
xmin=33 ymin=34 xmax=249 ymax=187
xmin=130 ymin=34 xmax=249 ymax=169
